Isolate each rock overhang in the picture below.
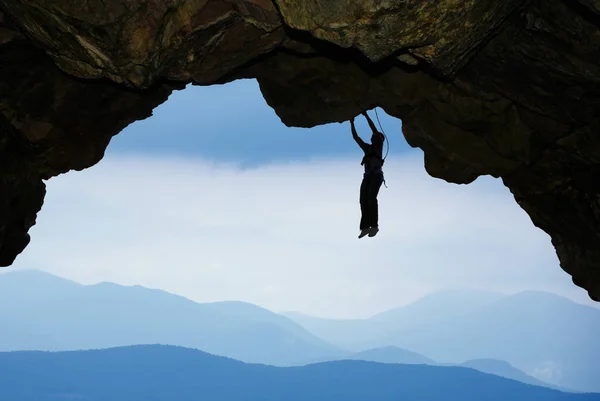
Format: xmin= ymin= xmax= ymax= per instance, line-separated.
xmin=0 ymin=0 xmax=599 ymax=301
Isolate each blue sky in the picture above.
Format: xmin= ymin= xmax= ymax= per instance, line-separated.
xmin=108 ymin=79 xmax=407 ymax=166
xmin=10 ymin=78 xmax=599 ymax=318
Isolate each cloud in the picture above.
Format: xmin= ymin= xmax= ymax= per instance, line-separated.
xmin=12 ymin=151 xmax=596 ymax=318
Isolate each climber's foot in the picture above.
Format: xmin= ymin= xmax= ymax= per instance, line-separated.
xmin=358 ymin=229 xmax=370 ymax=239
xmin=368 ymin=226 xmax=379 ymax=237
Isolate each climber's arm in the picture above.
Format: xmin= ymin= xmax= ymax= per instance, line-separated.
xmin=351 ymin=118 xmax=368 ymax=152
xmin=362 ymin=111 xmax=378 ymax=134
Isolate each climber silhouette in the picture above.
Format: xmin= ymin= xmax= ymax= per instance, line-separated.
xmin=351 ymin=111 xmax=385 ymax=239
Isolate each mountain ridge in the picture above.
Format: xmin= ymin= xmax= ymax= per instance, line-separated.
xmin=2 ymin=344 xmax=598 ymax=401
xmin=0 ymin=269 xmax=346 ymax=365
xmin=3 ymin=269 xmax=598 ymax=392
xmin=284 ymin=289 xmax=600 ymax=392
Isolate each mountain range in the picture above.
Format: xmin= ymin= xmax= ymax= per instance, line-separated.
xmin=2 ymin=345 xmax=598 ymax=401
xmin=284 ymin=289 xmax=600 ymax=392
xmin=282 ymin=289 xmax=508 ymax=350
xmin=2 ymin=269 xmax=598 ymax=392
xmin=0 ymin=269 xmax=344 ymax=365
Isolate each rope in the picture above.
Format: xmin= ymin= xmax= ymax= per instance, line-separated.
xmin=373 ymin=107 xmax=390 ymax=188
xmin=374 ymin=107 xmax=390 ymax=162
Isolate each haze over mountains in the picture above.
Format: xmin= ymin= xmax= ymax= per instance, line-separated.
xmin=458 ymin=359 xmax=568 ymax=392
xmin=284 ymin=289 xmax=600 ymax=392
xmin=2 ymin=345 xmax=598 ymax=401
xmin=2 ymin=269 xmax=599 ymax=393
xmin=0 ymin=270 xmax=344 ymax=365
xmin=283 ymin=289 xmax=504 ymax=350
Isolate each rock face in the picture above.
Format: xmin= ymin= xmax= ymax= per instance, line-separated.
xmin=0 ymin=0 xmax=283 ymax=86
xmin=0 ymin=0 xmax=599 ymax=301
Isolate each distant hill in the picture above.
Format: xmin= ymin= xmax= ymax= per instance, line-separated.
xmin=370 ymin=289 xmax=504 ymax=328
xmin=385 ymin=291 xmax=600 ymax=393
xmin=282 ymin=311 xmax=386 ymax=350
xmin=459 ymin=359 xmax=573 ymax=392
xmin=283 ymin=289 xmax=503 ymax=350
xmin=295 ymin=346 xmax=568 ymax=393
xmin=295 ymin=345 xmax=435 ymax=366
xmin=285 ymin=290 xmax=600 ymax=392
xmin=0 ymin=270 xmax=345 ymax=365
xmin=1 ymin=345 xmax=598 ymax=401
xmin=348 ymin=345 xmax=436 ymax=365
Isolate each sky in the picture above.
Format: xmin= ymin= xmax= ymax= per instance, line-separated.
xmin=8 ymin=78 xmax=599 ymax=318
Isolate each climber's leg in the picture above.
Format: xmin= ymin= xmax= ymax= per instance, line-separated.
xmin=367 ymin=173 xmax=383 ymax=236
xmin=359 ymin=175 xmax=371 ymax=238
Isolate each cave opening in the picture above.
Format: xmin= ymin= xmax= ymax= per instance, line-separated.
xmin=1 ymin=0 xmax=600 ymax=395
xmin=5 ymin=77 xmax=595 ymax=313
xmin=1 ymin=16 xmax=599 ymax=304
xmin=4 ymin=71 xmax=600 ymax=389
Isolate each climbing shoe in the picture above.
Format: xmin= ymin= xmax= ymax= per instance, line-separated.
xmin=358 ymin=229 xmax=370 ymax=239
xmin=368 ymin=226 xmax=379 ymax=237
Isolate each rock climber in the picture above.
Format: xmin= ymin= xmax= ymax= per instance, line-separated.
xmin=351 ymin=111 xmax=385 ymax=239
